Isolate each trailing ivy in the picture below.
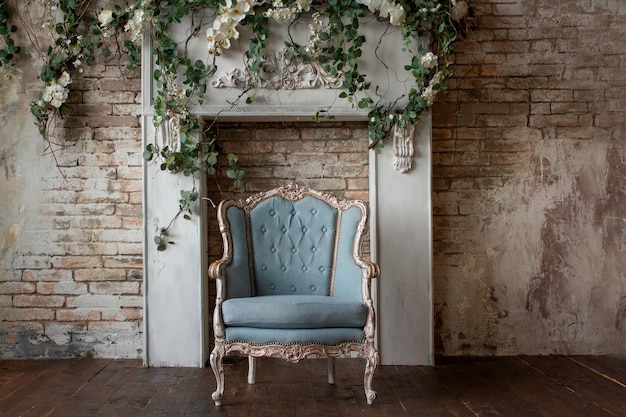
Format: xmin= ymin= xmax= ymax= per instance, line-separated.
xmin=4 ymin=0 xmax=472 ymax=251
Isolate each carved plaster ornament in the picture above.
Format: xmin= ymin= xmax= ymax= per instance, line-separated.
xmin=212 ymin=47 xmax=342 ymax=90
xmin=156 ymin=115 xmax=181 ymax=153
xmin=392 ymin=117 xmax=415 ymax=173
xmin=213 ymin=47 xmax=416 ymax=174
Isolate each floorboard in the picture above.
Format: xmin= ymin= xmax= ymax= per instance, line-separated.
xmin=0 ymin=356 xmax=624 ymax=416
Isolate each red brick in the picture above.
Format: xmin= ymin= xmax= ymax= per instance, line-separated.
xmin=0 ymin=282 xmax=36 ymax=294
xmin=56 ymin=309 xmax=102 ymax=321
xmin=13 ymin=295 xmax=66 ymax=308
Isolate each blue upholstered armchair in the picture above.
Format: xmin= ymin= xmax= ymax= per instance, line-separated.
xmin=208 ymin=183 xmax=380 ymax=406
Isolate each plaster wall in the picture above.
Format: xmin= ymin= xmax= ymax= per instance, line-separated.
xmin=432 ymin=0 xmax=626 ymax=355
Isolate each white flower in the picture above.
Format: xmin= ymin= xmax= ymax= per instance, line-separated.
xmin=50 ymin=96 xmax=65 ymax=108
xmin=41 ymin=81 xmax=69 ymax=108
xmin=263 ymin=0 xmax=310 ymax=22
xmin=421 ymin=85 xmax=436 ymax=106
xmin=42 ymin=85 xmax=55 ymax=102
xmin=361 ymin=0 xmax=404 ymax=25
xmin=367 ymin=0 xmax=383 ymax=13
xmin=387 ymin=3 xmax=405 ymax=25
xmin=265 ymin=6 xmax=296 ymax=21
xmin=221 ymin=0 xmax=256 ymax=22
xmin=207 ymin=0 xmax=256 ymax=54
xmin=98 ymin=9 xmax=114 ymax=27
xmin=58 ymin=71 xmax=71 ymax=87
xmin=420 ymin=52 xmax=438 ymax=69
xmin=207 ymin=28 xmax=231 ymax=55
xmin=124 ymin=8 xmax=145 ymax=45
xmin=297 ymin=0 xmax=312 ymax=12
xmin=431 ymin=70 xmax=444 ymax=85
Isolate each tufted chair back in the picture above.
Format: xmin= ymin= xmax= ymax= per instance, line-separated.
xmin=218 ymin=185 xmax=366 ymax=302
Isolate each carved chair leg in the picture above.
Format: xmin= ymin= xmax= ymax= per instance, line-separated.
xmin=210 ymin=347 xmax=225 ymax=406
xmin=364 ymin=348 xmax=379 ymax=405
xmin=327 ymin=357 xmax=336 ymax=385
xmin=248 ymin=355 xmax=257 ymax=385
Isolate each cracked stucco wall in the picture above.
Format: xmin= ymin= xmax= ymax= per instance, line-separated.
xmin=432 ymin=0 xmax=626 ymax=355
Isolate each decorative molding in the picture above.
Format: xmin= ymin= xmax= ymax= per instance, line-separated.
xmin=392 ymin=120 xmax=415 ymax=173
xmin=212 ymin=47 xmax=343 ymax=90
xmin=224 ymin=341 xmax=368 ymax=362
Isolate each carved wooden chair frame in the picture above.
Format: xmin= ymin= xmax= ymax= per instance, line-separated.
xmin=208 ymin=183 xmax=380 ymax=406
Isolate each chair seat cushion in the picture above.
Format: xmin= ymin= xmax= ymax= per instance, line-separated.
xmin=222 ymin=295 xmax=367 ymax=329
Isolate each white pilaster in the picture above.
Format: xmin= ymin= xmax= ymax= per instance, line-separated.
xmin=142 ymin=120 xmax=210 ymax=368
xmin=371 ymin=113 xmax=434 ymax=365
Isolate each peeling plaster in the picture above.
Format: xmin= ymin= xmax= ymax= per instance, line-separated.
xmin=440 ymin=138 xmax=626 ymax=355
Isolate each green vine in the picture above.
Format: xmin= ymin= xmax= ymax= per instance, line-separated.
xmin=3 ymin=0 xmax=472 ymax=250
xmin=0 ymin=0 xmax=20 ymax=67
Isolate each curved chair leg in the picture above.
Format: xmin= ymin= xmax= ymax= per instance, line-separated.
xmin=248 ymin=356 xmax=257 ymax=385
xmin=210 ymin=347 xmax=225 ymax=406
xmin=364 ymin=348 xmax=379 ymax=405
xmin=327 ymin=357 xmax=336 ymax=385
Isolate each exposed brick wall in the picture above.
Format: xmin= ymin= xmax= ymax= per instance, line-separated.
xmin=432 ymin=0 xmax=626 ymax=355
xmin=206 ymin=121 xmax=370 ymax=263
xmin=0 ymin=2 xmax=143 ymax=358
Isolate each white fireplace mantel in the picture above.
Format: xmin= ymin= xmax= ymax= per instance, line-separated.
xmin=142 ymin=11 xmax=433 ymax=367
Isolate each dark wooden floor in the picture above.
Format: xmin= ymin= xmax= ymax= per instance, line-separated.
xmin=1 ymin=356 xmax=625 ymax=417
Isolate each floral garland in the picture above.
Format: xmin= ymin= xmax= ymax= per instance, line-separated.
xmin=201 ymin=0 xmax=470 ymax=150
xmin=2 ymin=0 xmax=471 ymax=250
xmin=3 ymin=0 xmax=472 ymax=164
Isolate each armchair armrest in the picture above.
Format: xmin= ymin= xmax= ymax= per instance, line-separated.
xmin=364 ymin=261 xmax=380 ymax=280
xmin=208 ymin=258 xmax=228 ymax=281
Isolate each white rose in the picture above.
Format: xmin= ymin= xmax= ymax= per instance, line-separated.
xmin=420 ymin=52 xmax=438 ymax=69
xmin=58 ymin=71 xmax=72 ymax=88
xmin=42 ymin=84 xmax=55 ymax=102
xmin=98 ymin=9 xmax=114 ymax=27
xmin=50 ymin=85 xmax=69 ymax=108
